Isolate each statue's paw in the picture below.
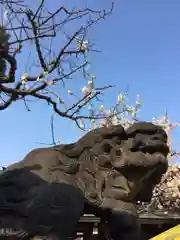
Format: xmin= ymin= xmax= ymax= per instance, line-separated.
xmin=31 ymin=236 xmax=59 ymax=240
xmin=0 ymin=228 xmax=28 ymax=238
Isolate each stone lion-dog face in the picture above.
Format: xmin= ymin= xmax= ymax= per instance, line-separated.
xmin=80 ymin=122 xmax=169 ymax=212
xmin=126 ymin=122 xmax=169 ymax=202
xmin=108 ymin=122 xmax=169 ymax=203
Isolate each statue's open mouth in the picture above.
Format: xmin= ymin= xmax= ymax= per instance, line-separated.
xmin=133 ymin=141 xmax=169 ymax=158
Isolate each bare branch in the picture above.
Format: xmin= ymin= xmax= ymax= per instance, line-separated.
xmin=0 ymin=0 xmax=114 ymax=128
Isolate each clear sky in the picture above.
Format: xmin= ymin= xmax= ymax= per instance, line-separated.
xmin=1 ymin=0 xmax=180 ymax=166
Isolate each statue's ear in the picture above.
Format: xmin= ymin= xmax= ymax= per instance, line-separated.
xmin=101 ymin=124 xmax=126 ymax=139
xmin=91 ymin=139 xmax=115 ymax=156
xmin=56 ymin=143 xmax=81 ymax=157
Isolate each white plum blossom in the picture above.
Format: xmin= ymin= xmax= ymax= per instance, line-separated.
xmin=21 ymin=73 xmax=28 ymax=83
xmin=81 ymin=40 xmax=89 ymax=52
xmin=117 ymin=93 xmax=126 ymax=104
xmin=3 ymin=9 xmax=9 ymax=24
xmin=78 ymin=119 xmax=85 ymax=129
xmin=82 ymin=86 xmax=89 ymax=94
xmin=99 ymin=105 xmax=104 ymax=111
xmin=24 ymin=85 xmax=30 ymax=90
xmin=37 ymin=76 xmax=44 ymax=82
xmin=75 ymin=36 xmax=89 ymax=52
xmin=37 ymin=71 xmax=49 ymax=82
xmin=111 ymin=115 xmax=119 ymax=125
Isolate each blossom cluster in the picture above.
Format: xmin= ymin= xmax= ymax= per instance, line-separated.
xmin=145 ymin=166 xmax=180 ymax=212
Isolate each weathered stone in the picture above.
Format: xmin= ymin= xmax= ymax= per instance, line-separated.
xmin=0 ymin=122 xmax=169 ymax=239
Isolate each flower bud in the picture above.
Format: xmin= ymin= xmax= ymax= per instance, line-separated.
xmin=88 ymin=80 xmax=94 ymax=92
xmin=68 ymin=90 xmax=73 ymax=95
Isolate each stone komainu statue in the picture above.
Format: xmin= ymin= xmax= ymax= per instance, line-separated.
xmin=0 ymin=122 xmax=169 ymax=239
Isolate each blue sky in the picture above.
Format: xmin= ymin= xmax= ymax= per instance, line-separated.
xmin=1 ymin=0 xmax=180 ymax=166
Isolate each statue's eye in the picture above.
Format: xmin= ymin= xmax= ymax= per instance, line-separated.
xmin=101 ymin=143 xmax=112 ymax=153
xmin=128 ymin=130 xmax=157 ymax=138
xmin=98 ymin=155 xmax=112 ymax=168
xmin=156 ymin=129 xmax=168 ymax=141
xmin=116 ymin=148 xmax=121 ymax=156
xmin=116 ymin=136 xmax=122 ymax=145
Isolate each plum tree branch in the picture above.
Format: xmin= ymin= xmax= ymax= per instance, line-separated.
xmin=0 ymin=0 xmax=114 ymax=128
